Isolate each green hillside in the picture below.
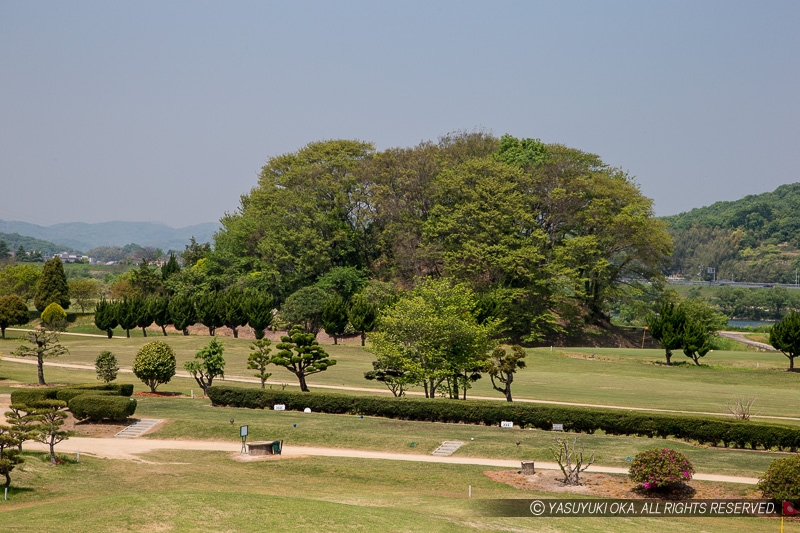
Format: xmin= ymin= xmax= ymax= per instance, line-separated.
xmin=0 ymin=231 xmax=79 ymax=257
xmin=663 ymin=183 xmax=800 ymax=282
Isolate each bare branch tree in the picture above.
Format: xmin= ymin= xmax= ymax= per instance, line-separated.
xmin=726 ymin=396 xmax=760 ymax=420
xmin=550 ymin=436 xmax=595 ymax=485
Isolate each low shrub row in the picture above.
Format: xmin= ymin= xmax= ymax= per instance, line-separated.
xmin=208 ymin=386 xmax=800 ymax=452
xmin=10 ymin=383 xmax=136 ymax=421
xmin=69 ymin=395 xmax=138 ymax=422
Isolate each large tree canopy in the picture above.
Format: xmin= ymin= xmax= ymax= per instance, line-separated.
xmin=211 ymin=133 xmax=671 ymax=341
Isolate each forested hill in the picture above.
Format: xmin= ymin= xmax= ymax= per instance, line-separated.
xmin=662 ymin=183 xmax=800 ymax=283
xmin=0 ymin=232 xmax=79 ymax=257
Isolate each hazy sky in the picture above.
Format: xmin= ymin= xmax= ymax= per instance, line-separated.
xmin=2 ymin=1 xmax=798 ymax=228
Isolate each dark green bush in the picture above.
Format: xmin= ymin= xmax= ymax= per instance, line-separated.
xmin=56 ymin=388 xmax=116 ymax=403
xmin=758 ymin=455 xmax=800 ymax=499
xmin=68 ymin=395 xmax=137 ymax=421
xmin=10 ymin=387 xmax=60 ymax=406
xmin=207 ymin=386 xmax=800 ymax=451
xmin=629 ymin=448 xmax=695 ymax=489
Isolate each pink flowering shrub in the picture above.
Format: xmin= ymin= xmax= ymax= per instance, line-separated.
xmin=629 ymin=448 xmax=695 ymax=490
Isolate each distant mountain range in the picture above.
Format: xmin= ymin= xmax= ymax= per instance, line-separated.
xmin=0 ymin=220 xmax=220 ymax=253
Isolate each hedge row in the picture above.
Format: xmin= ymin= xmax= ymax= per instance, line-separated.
xmin=69 ymin=395 xmax=137 ymax=422
xmin=208 ymin=385 xmax=800 ymax=452
xmin=10 ymin=383 xmax=136 ymax=421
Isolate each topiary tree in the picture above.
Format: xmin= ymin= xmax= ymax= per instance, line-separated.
xmin=758 ymin=455 xmax=800 ymax=499
xmin=769 ymin=311 xmax=800 ymax=371
xmin=0 ymin=424 xmax=24 ymax=492
xmin=133 ymin=341 xmax=176 ymax=393
xmin=0 ymin=294 xmax=29 ymax=339
xmin=13 ymin=327 xmax=68 ymax=385
xmin=184 ymin=337 xmax=225 ymax=396
xmin=273 ymin=326 xmax=336 ymax=392
xmin=94 ymin=298 xmax=118 ymax=339
xmin=629 ymin=448 xmax=694 ymax=491
xmin=95 ymin=350 xmax=119 ymax=383
xmin=485 ymin=345 xmax=527 ymax=402
xmin=33 ymin=257 xmax=70 ymax=312
xmin=29 ymin=399 xmax=71 ymax=464
xmin=248 ymin=338 xmax=273 ymax=389
xmin=41 ymin=302 xmax=67 ymax=331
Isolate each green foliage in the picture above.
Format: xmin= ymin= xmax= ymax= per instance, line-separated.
xmin=665 ymin=183 xmax=800 ymax=283
xmin=220 ymin=290 xmax=247 ymax=338
xmin=629 ymin=448 xmax=695 ymax=490
xmin=133 ymin=296 xmax=154 ymax=336
xmin=183 ymin=337 xmax=226 ymax=395
xmin=495 ymin=134 xmax=547 ymax=168
xmin=348 ymin=294 xmax=377 ymax=346
xmin=95 ymin=350 xmax=119 ymax=383
xmin=149 ymin=295 xmax=171 ymax=336
xmin=758 ymin=455 xmax=800 ymax=499
xmin=182 ymin=236 xmax=212 ymax=268
xmin=485 ymin=345 xmax=526 ymax=402
xmin=12 ymin=327 xmax=68 ymax=385
xmin=208 ymin=386 xmax=800 ymax=451
xmin=28 ymin=399 xmax=71 ymax=464
xmin=34 ymin=257 xmax=70 ymax=312
xmin=168 ymin=294 xmax=196 ymax=335
xmin=194 ymin=292 xmax=222 ymax=335
xmin=41 ymin=302 xmax=67 ymax=330
xmin=280 ymin=286 xmax=329 ymax=335
xmin=646 ymin=301 xmax=686 ymax=365
xmin=315 ymin=267 xmax=366 ymax=301
xmin=321 ymin=294 xmax=349 ymax=344
xmin=161 ymin=253 xmax=181 ymax=281
xmin=114 ymin=298 xmax=137 ymax=337
xmin=133 ymin=340 xmax=177 ymax=392
xmin=0 ymin=294 xmax=29 ymax=338
xmin=68 ymin=278 xmax=99 ymax=313
xmin=273 ymin=326 xmax=336 ymax=392
xmin=129 ymin=259 xmax=163 ymax=297
xmin=93 ymin=298 xmax=118 ymax=338
xmin=247 ymin=338 xmax=273 ymax=388
xmin=369 ymin=278 xmax=498 ymax=399
xmin=68 ymin=395 xmax=137 ymax=422
xmin=0 ymin=423 xmax=24 ymax=490
xmin=244 ymin=293 xmax=273 ymax=339
xmin=363 ymin=359 xmax=414 ymax=397
xmin=0 ymin=263 xmax=41 ymax=302
xmin=681 ymin=318 xmax=713 ymax=365
xmin=769 ymin=310 xmax=800 ymax=371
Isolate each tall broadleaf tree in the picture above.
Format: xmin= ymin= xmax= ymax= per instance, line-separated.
xmin=33 ymin=257 xmax=70 ymax=312
xmin=0 ymin=294 xmax=29 ymax=339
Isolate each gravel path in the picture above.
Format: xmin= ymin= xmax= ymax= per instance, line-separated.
xmin=23 ymin=436 xmax=758 ymax=485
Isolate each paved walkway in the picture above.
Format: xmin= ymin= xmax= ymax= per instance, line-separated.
xmin=718 ymin=331 xmax=776 ymax=352
xmin=22 ymin=436 xmax=757 ymax=484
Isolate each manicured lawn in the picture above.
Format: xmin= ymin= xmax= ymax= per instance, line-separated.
xmin=0 ymin=450 xmax=790 ymax=532
xmin=3 ymin=331 xmax=799 ymax=419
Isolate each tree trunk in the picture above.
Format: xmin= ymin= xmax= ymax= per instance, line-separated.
xmin=505 ymin=388 xmax=513 ymax=402
xmin=161 ymin=325 xmax=167 ymax=336
xmin=232 ymin=327 xmax=238 ymax=339
xmin=3 ymin=471 xmax=10 ymax=490
xmin=141 ymin=327 xmax=147 ymax=337
xmin=1 ymin=326 xmax=5 ymax=339
xmin=49 ymin=438 xmax=57 ymax=464
xmin=37 ymin=354 xmax=46 ymax=385
xmin=106 ymin=329 xmax=113 ymax=339
xmin=333 ymin=335 xmax=338 ymax=345
xmin=125 ymin=329 xmax=130 ymax=338
xmin=665 ymin=349 xmax=672 ymax=365
xmin=361 ymin=331 xmax=366 ymax=347
xmin=298 ymin=373 xmax=309 ymax=392
xmin=183 ymin=328 xmax=189 ymax=336
xmin=790 ymin=356 xmax=795 ymax=371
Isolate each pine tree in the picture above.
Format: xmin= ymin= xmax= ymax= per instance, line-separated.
xmin=34 ymin=257 xmax=70 ymax=312
xmin=94 ymin=298 xmax=118 ymax=339
xmin=161 ymin=253 xmax=181 ymax=281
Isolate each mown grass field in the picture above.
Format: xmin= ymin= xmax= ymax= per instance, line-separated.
xmin=2 ymin=333 xmax=800 ymax=531
xmin=2 ymin=330 xmax=799 ymax=419
xmin=2 ymin=450 xmax=791 ymax=533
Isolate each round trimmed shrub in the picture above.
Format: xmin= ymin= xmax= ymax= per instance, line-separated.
xmin=133 ymin=341 xmax=176 ymax=393
xmin=41 ymin=302 xmax=67 ymax=329
xmin=629 ymin=448 xmax=695 ymax=490
xmin=758 ymin=455 xmax=800 ymax=499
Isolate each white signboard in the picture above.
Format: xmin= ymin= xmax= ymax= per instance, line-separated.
xmin=273 ymin=404 xmax=286 ymax=411
xmin=500 ymin=421 xmax=514 ymax=428
xmin=552 ymin=423 xmax=564 ymax=431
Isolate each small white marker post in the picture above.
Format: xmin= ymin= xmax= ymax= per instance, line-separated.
xmin=5 ymin=487 xmax=8 ymax=501
xmin=191 ymin=390 xmax=194 ymax=399
xmin=77 ymin=449 xmax=80 ymax=463
xmin=468 ymin=485 xmax=472 ymax=498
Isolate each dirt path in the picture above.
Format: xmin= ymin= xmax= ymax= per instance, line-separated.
xmin=719 ymin=331 xmax=776 ymax=351
xmin=3 ymin=355 xmax=799 ymax=423
xmin=22 ymin=436 xmax=757 ymax=485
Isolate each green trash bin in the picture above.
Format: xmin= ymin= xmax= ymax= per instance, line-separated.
xmin=272 ymin=440 xmax=283 ymax=455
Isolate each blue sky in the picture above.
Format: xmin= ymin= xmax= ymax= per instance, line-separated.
xmin=1 ymin=1 xmax=797 ymax=227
